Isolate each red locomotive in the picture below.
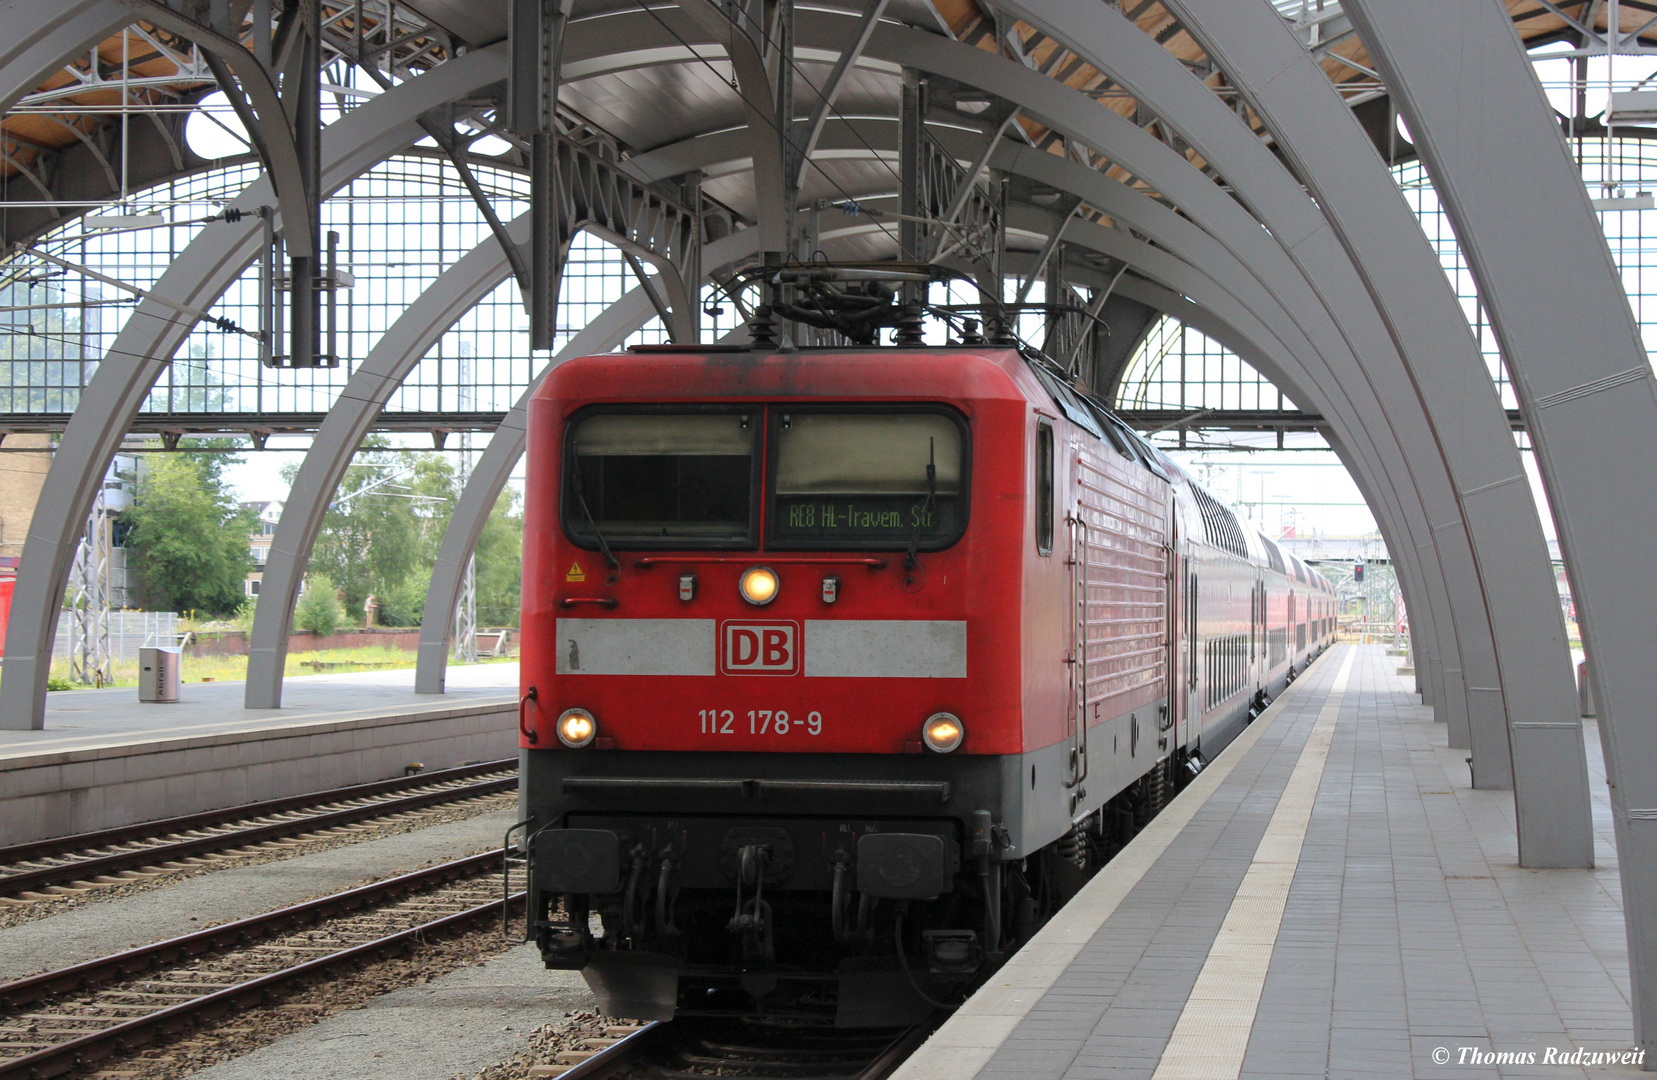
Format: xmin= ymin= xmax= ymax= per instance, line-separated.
xmin=517 ymin=340 xmax=1334 ymax=1025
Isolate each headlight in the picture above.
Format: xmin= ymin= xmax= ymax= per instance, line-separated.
xmin=556 ymin=708 xmax=597 ymax=748
xmin=922 ymin=712 xmax=964 ymax=753
xmin=739 ymin=565 xmax=779 ymax=606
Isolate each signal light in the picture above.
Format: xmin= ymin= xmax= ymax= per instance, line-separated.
xmin=556 ymin=708 xmax=597 ymax=748
xmin=740 ymin=565 xmax=779 ymax=606
xmin=922 ymin=712 xmax=964 ymax=753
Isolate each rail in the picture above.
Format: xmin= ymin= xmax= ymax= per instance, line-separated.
xmin=0 ymin=850 xmax=523 ymax=1080
xmin=0 ymin=760 xmax=516 ymax=899
xmin=552 ymin=1013 xmax=942 ymax=1079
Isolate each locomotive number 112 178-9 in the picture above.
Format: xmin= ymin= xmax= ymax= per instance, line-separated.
xmin=698 ymin=709 xmax=825 ymax=736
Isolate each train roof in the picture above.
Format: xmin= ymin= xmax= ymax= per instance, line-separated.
xmin=542 ymin=344 xmax=1038 ymax=407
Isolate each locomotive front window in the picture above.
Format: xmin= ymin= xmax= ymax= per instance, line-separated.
xmin=564 ymin=410 xmax=758 ymax=548
xmin=769 ymin=410 xmax=968 ymax=549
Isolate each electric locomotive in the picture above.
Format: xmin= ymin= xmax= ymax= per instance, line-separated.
xmin=516 ymin=339 xmax=1335 ymax=1025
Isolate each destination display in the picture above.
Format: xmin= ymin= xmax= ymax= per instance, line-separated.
xmin=771 ymin=494 xmax=961 ymax=542
xmin=769 ymin=411 xmax=967 ymax=548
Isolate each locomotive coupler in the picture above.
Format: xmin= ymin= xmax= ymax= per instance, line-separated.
xmin=654 ymin=851 xmax=681 ymax=939
xmin=972 ymin=810 xmax=1005 ymax=959
xmin=728 ymin=844 xmax=776 ymax=961
xmin=830 ymin=852 xmax=871 ymax=944
xmin=537 ymin=893 xmax=592 ymax=970
xmin=621 ymin=845 xmax=650 ymax=941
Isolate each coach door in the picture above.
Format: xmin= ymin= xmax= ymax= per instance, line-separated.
xmin=1185 ymin=561 xmax=1199 ymax=736
xmin=1165 ymin=508 xmax=1182 ymax=751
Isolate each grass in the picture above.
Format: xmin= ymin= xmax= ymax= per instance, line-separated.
xmin=44 ymin=644 xmax=515 ymax=691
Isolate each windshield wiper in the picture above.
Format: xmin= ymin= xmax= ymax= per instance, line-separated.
xmin=569 ymin=443 xmax=621 ymax=583
xmin=903 ymin=437 xmax=938 ymax=572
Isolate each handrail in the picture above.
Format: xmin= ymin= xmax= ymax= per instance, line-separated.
xmin=519 ymin=686 xmax=539 ymax=745
xmin=1068 ymin=510 xmax=1091 ymax=790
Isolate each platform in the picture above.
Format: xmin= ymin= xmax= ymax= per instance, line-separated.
xmin=0 ymin=664 xmax=518 ymax=846
xmin=895 ymin=644 xmax=1641 ymax=1080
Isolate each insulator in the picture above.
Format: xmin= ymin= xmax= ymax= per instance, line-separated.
xmin=894 ymin=304 xmax=925 ymax=346
xmin=748 ymin=305 xmax=778 ymax=347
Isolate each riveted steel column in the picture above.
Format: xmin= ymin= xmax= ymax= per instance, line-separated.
xmin=1345 ymin=0 xmax=1657 ymax=1048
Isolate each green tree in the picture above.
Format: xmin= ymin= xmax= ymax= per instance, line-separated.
xmin=293 ymin=573 xmax=345 ymax=637
xmin=288 ymin=442 xmax=524 ymax=631
xmin=376 ymin=567 xmax=431 ymax=627
xmin=300 ymin=444 xmax=451 ymax=621
xmin=475 ymin=487 xmax=524 ymax=627
xmin=125 ymin=447 xmax=255 ymax=616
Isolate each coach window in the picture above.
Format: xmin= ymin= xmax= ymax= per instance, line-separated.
xmin=1036 ymin=422 xmax=1054 ymax=555
xmin=563 ymin=409 xmax=758 ymax=548
xmin=768 ymin=409 xmax=969 ymax=549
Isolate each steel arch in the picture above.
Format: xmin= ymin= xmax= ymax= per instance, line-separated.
xmin=1345 ymin=0 xmax=1657 ymax=1047
xmin=0 ymin=45 xmax=511 ymax=730
xmin=855 ymin=22 xmax=1477 ymax=756
xmin=937 ymin=4 xmax=1568 ymax=810
xmin=1160 ymin=0 xmax=1589 ymax=866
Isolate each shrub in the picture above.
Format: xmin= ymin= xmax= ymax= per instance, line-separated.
xmin=46 ymin=675 xmax=74 ymax=692
xmin=376 ymin=570 xmax=431 ymax=627
xmin=233 ymin=599 xmax=257 ymax=635
xmin=293 ymin=574 xmax=345 ymax=638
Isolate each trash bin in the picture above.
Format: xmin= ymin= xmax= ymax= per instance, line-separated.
xmin=138 ymin=646 xmax=182 ymax=703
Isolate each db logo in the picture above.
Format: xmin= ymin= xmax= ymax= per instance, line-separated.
xmin=721 ymin=621 xmax=799 ymax=675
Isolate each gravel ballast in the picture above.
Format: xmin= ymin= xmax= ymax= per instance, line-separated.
xmin=0 ymin=805 xmax=518 ymax=980
xmin=181 ymin=943 xmax=594 ymax=1080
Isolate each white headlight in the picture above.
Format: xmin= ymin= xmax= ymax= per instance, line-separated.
xmin=557 ymin=708 xmax=597 ymax=748
xmin=740 ymin=565 xmax=779 ymax=606
xmin=922 ymin=712 xmax=964 ymax=753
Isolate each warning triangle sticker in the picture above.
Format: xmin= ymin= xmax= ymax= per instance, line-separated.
xmin=566 ymin=561 xmax=586 ymax=583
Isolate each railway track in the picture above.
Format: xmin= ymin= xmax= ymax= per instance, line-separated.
xmin=0 ymin=849 xmax=523 ymax=1080
xmin=0 ymin=758 xmax=517 ymax=902
xmin=557 ymin=1015 xmax=939 ymax=1080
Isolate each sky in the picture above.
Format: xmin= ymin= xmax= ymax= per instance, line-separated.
xmin=1166 ymin=439 xmax=1560 ymax=547
xmin=221 ymin=435 xmax=527 ymax=507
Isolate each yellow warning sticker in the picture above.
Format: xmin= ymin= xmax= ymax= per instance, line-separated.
xmin=566 ymin=561 xmax=586 ymax=583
